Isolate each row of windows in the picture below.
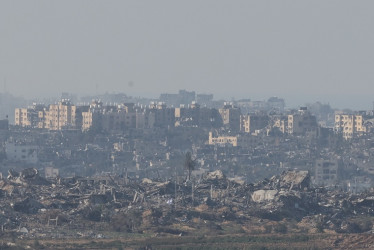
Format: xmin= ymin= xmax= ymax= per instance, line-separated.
xmin=336 ymin=116 xmax=362 ymax=121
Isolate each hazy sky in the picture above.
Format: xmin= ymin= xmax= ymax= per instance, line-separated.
xmin=1 ymin=1 xmax=374 ymax=109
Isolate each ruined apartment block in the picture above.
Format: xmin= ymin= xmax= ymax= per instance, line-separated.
xmin=314 ymin=159 xmax=340 ymax=187
xmin=334 ymin=114 xmax=366 ymax=139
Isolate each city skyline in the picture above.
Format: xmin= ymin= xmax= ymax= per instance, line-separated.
xmin=1 ymin=88 xmax=374 ymax=111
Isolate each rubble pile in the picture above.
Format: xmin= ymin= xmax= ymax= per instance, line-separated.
xmin=7 ymin=168 xmax=50 ymax=186
xmin=0 ymin=168 xmax=374 ymax=239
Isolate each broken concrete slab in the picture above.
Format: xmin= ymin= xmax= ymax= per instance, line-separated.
xmin=251 ymin=190 xmax=278 ymax=202
xmin=21 ymin=168 xmax=38 ymax=179
xmin=205 ymin=170 xmax=225 ymax=181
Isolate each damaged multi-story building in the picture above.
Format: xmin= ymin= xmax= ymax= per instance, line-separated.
xmin=334 ymin=113 xmax=366 ymax=139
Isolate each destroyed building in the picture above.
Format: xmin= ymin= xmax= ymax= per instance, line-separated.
xmin=1 ymin=167 xmax=374 ymax=241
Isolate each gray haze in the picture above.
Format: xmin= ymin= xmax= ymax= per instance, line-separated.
xmin=1 ymin=1 xmax=374 ymax=109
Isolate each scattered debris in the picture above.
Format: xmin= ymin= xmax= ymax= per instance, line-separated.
xmin=1 ymin=168 xmax=374 ymax=239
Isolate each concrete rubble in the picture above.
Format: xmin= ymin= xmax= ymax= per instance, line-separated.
xmin=1 ymin=167 xmax=374 ymax=239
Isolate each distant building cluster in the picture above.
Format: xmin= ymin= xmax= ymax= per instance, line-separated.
xmin=5 ymin=89 xmax=374 ymax=195
xmin=14 ymin=93 xmax=374 ymax=143
xmin=15 ymin=100 xmax=161 ymax=132
xmin=14 ymin=97 xmax=315 ymax=138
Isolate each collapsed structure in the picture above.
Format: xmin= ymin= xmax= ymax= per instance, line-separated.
xmin=1 ymin=168 xmax=373 ymax=239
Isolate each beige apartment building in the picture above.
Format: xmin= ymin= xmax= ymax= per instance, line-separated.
xmin=240 ymin=114 xmax=269 ymax=134
xmin=287 ymin=107 xmax=318 ymax=135
xmin=175 ymin=102 xmax=200 ymax=127
xmin=82 ymin=111 xmax=98 ymax=131
xmin=334 ymin=114 xmax=365 ymax=139
xmin=82 ymin=105 xmax=128 ymax=132
xmin=82 ymin=100 xmax=104 ymax=131
xmin=149 ymin=102 xmax=175 ymax=128
xmin=15 ymin=103 xmax=45 ymax=128
xmin=15 ymin=108 xmax=31 ymax=127
xmin=219 ymin=102 xmax=241 ymax=132
xmin=208 ymin=132 xmax=238 ymax=147
xmin=39 ymin=99 xmax=76 ymax=130
xmin=82 ymin=101 xmax=155 ymax=132
xmin=271 ymin=116 xmax=288 ymax=134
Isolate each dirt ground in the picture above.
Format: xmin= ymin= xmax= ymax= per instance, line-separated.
xmin=2 ymin=233 xmax=374 ymax=249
